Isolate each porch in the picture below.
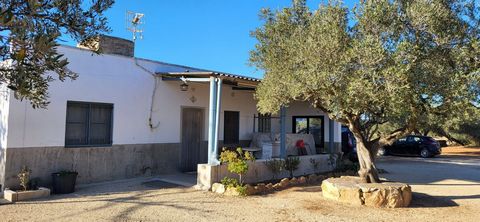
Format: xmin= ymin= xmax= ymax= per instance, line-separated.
xmin=160 ymin=71 xmax=342 ymax=188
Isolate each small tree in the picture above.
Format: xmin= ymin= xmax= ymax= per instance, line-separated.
xmin=251 ymin=0 xmax=480 ymax=183
xmin=284 ymin=156 xmax=300 ymax=178
xmin=17 ymin=166 xmax=31 ymax=191
xmin=264 ymin=158 xmax=285 ymax=180
xmin=0 ymin=0 xmax=114 ymax=108
xmin=219 ymin=147 xmax=255 ymax=185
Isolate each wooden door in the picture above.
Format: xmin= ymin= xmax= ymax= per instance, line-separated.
xmin=224 ymin=111 xmax=240 ymax=145
xmin=181 ymin=108 xmax=204 ymax=172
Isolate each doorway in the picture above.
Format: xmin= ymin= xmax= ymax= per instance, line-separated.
xmin=181 ymin=107 xmax=204 ymax=172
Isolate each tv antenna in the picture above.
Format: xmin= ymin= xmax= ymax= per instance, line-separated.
xmin=126 ymin=11 xmax=145 ymax=41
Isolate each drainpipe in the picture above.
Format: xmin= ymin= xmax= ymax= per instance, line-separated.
xmin=280 ymin=106 xmax=286 ymax=158
xmin=329 ymin=119 xmax=335 ymax=153
xmin=212 ymin=78 xmax=222 ymax=164
xmin=207 ymin=76 xmax=218 ymax=164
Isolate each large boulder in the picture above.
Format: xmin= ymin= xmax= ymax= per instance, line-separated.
xmin=321 ymin=177 xmax=363 ymax=206
xmin=358 ymin=182 xmax=412 ymax=208
xmin=321 ymin=176 xmax=412 ymax=208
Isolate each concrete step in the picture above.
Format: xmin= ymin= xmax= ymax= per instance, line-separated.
xmin=0 ymin=198 xmax=12 ymax=205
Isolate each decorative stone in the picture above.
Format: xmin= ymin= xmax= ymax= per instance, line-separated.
xmin=272 ymin=183 xmax=282 ymax=190
xmin=212 ymin=183 xmax=226 ymax=194
xmin=245 ymin=184 xmax=257 ymax=196
xmin=266 ymin=183 xmax=273 ymax=190
xmin=359 ymin=182 xmax=412 ymax=208
xmin=298 ymin=176 xmax=307 ymax=184
xmin=289 ymin=177 xmax=298 ymax=185
xmin=321 ymin=176 xmax=412 ymax=208
xmin=321 ymin=177 xmax=363 ymax=206
xmin=279 ymin=178 xmax=290 ymax=188
xmin=255 ymin=183 xmax=266 ymax=194
xmin=224 ymin=187 xmax=241 ymax=196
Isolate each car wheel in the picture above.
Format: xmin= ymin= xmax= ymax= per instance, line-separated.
xmin=378 ymin=148 xmax=388 ymax=156
xmin=420 ymin=149 xmax=430 ymax=158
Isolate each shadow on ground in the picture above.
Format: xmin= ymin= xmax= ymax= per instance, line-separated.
xmin=410 ymin=192 xmax=459 ymax=208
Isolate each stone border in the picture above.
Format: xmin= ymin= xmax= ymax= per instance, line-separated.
xmin=210 ymin=170 xmax=358 ymax=196
xmin=3 ymin=187 xmax=50 ymax=202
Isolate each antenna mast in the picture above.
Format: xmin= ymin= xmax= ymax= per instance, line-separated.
xmin=126 ymin=11 xmax=145 ymax=42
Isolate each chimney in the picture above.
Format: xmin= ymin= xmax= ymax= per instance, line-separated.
xmin=77 ymin=35 xmax=134 ymax=57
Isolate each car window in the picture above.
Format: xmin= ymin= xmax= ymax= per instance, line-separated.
xmin=413 ymin=137 xmax=422 ymax=142
xmin=398 ymin=138 xmax=407 ymax=142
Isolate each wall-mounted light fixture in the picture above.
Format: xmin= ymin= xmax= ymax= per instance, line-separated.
xmin=180 ymin=76 xmax=189 ymax=91
xmin=180 ymin=82 xmax=189 ymax=91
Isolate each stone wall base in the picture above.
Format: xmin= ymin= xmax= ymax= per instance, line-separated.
xmin=197 ymin=154 xmax=334 ymax=190
xmin=2 ymin=143 xmax=182 ymax=190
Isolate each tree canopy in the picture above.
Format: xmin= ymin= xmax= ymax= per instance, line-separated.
xmin=251 ymin=0 xmax=480 ymax=183
xmin=0 ymin=0 xmax=114 ymax=108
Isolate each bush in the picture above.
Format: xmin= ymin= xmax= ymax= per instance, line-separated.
xmin=284 ymin=156 xmax=300 ymax=178
xmin=219 ymin=147 xmax=255 ymax=185
xmin=17 ymin=166 xmax=31 ymax=191
xmin=264 ymin=159 xmax=285 ymax=180
xmin=221 ymin=177 xmax=239 ymax=188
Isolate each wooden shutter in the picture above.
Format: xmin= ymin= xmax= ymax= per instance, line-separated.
xmin=65 ymin=102 xmax=89 ymax=146
xmin=89 ymin=104 xmax=113 ymax=145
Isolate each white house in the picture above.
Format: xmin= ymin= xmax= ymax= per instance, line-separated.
xmin=0 ymin=36 xmax=342 ymax=190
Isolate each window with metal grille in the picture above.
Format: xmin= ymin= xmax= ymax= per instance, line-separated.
xmin=65 ymin=101 xmax=113 ymax=147
xmin=258 ymin=113 xmax=271 ymax=133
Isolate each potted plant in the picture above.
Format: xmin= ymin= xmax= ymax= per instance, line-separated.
xmin=51 ymin=170 xmax=78 ymax=194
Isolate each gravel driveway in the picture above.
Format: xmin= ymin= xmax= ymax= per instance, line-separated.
xmin=1 ymin=147 xmax=479 ymax=222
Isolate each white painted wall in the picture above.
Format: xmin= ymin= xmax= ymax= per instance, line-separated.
xmin=6 ymin=45 xmax=258 ymax=148
xmin=0 ymin=83 xmax=9 ymax=149
xmin=5 ymin=45 xmax=341 ymax=148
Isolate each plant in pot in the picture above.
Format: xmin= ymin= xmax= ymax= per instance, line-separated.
xmin=52 ymin=170 xmax=78 ymax=194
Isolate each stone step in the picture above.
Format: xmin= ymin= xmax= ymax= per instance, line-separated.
xmin=0 ymin=198 xmax=12 ymax=205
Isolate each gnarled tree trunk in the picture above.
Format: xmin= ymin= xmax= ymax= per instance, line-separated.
xmin=354 ymin=137 xmax=381 ymax=183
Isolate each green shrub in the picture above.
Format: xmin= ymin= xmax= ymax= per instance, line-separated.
xmin=219 ymin=147 xmax=255 ymax=185
xmin=284 ymin=156 xmax=300 ymax=178
xmin=221 ymin=177 xmax=239 ymax=188
xmin=236 ymin=184 xmax=247 ymax=196
xmin=264 ymin=158 xmax=285 ymax=180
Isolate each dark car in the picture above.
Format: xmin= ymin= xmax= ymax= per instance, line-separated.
xmin=379 ymin=135 xmax=441 ymax=158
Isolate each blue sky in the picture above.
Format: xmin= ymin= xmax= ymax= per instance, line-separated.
xmin=63 ymin=1 xmax=357 ymax=78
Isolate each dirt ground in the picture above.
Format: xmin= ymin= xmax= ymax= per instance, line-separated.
xmin=442 ymin=146 xmax=480 ymax=156
xmin=1 ymin=147 xmax=479 ymax=222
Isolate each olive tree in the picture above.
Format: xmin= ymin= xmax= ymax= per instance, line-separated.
xmin=251 ymin=0 xmax=480 ymax=183
xmin=0 ymin=0 xmax=114 ymax=108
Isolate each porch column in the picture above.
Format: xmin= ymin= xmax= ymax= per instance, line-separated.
xmin=329 ymin=118 xmax=334 ymax=153
xmin=208 ymin=77 xmax=218 ymax=164
xmin=212 ymin=78 xmax=222 ymax=164
xmin=280 ymin=106 xmax=287 ymax=158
